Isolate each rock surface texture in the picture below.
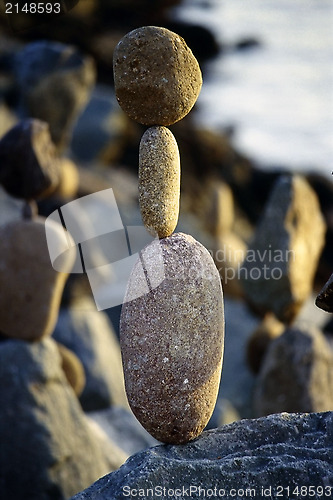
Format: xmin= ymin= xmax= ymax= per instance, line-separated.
xmin=71 ymin=412 xmax=333 ymax=500
xmin=113 ymin=26 xmax=202 ymax=125
xmin=139 ymin=126 xmax=180 ymax=237
xmin=242 ymin=175 xmax=326 ymax=323
xmin=120 ymin=232 xmax=224 ymax=443
xmin=253 ymin=326 xmax=333 ymax=416
xmin=0 ymin=338 xmax=120 ymax=500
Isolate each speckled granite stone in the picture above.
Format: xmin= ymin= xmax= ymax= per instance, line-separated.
xmin=113 ymin=26 xmax=202 ymax=125
xmin=139 ymin=126 xmax=180 ymax=238
xmin=120 ymin=232 xmax=224 ymax=444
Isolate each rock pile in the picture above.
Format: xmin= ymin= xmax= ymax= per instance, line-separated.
xmin=0 ymin=122 xmax=123 ymax=498
xmin=114 ymin=26 xmax=224 ymax=444
xmin=240 ymin=175 xmax=330 ymax=415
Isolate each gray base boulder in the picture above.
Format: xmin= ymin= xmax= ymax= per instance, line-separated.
xmin=71 ymin=412 xmax=333 ymax=500
xmin=0 ymin=338 xmax=121 ymax=500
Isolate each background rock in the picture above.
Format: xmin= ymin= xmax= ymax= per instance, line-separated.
xmin=242 ymin=175 xmax=326 ymax=323
xmin=87 ymin=406 xmax=159 ymax=457
xmin=70 ymin=85 xmax=128 ymax=163
xmin=246 ymin=313 xmax=284 ymax=374
xmin=0 ymin=119 xmax=59 ymax=200
xmin=0 ymin=337 xmax=120 ymax=500
xmin=14 ymin=41 xmax=96 ymax=151
xmin=53 ymin=296 xmax=128 ymax=412
xmin=71 ymin=412 xmax=333 ymax=500
xmin=253 ymin=326 xmax=333 ymax=417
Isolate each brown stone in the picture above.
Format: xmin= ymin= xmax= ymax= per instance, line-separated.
xmin=0 ymin=119 xmax=60 ymax=200
xmin=53 ymin=158 xmax=80 ymax=199
xmin=56 ymin=342 xmax=86 ymax=396
xmin=139 ymin=126 xmax=180 ymax=238
xmin=120 ymin=232 xmax=224 ymax=444
xmin=214 ymin=232 xmax=247 ymax=298
xmin=0 ymin=217 xmax=75 ymax=340
xmin=113 ymin=26 xmax=202 ymax=125
xmin=246 ymin=314 xmax=284 ymax=374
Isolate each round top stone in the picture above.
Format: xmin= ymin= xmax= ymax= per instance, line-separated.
xmin=113 ymin=26 xmax=202 ymax=126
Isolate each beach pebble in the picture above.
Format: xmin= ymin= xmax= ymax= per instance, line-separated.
xmin=139 ymin=126 xmax=180 ymax=238
xmin=0 ymin=119 xmax=60 ymax=200
xmin=0 ymin=217 xmax=75 ymax=340
xmin=113 ymin=26 xmax=202 ymax=125
xmin=120 ymin=232 xmax=224 ymax=444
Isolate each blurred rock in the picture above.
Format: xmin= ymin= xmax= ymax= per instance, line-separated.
xmin=164 ymin=21 xmax=220 ymax=62
xmin=253 ymin=326 xmax=333 ymax=417
xmin=71 ymin=85 xmax=128 ymax=164
xmin=207 ymin=398 xmax=240 ymax=428
xmin=0 ymin=337 xmax=119 ymax=500
xmin=214 ymin=232 xmax=247 ymax=298
xmin=53 ymin=158 xmax=80 ymax=199
xmin=203 ymin=180 xmax=235 ymax=237
xmin=0 ymin=185 xmax=24 ymax=226
xmin=211 ymin=297 xmax=259 ymax=420
xmin=0 ymin=119 xmax=59 ymax=200
xmin=72 ymin=412 xmax=333 ymax=500
xmin=87 ymin=406 xmax=159 ymax=457
xmin=0 ymin=217 xmax=74 ymax=340
xmin=53 ymin=296 xmax=128 ymax=412
xmin=242 ymin=175 xmax=326 ymax=323
xmin=56 ymin=341 xmax=86 ymax=397
xmin=246 ymin=314 xmax=284 ymax=374
xmin=14 ymin=41 xmax=96 ymax=151
xmin=316 ymin=273 xmax=333 ymax=313
xmin=0 ymin=103 xmax=17 ymax=137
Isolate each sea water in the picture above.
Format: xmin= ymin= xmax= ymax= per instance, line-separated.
xmin=173 ymin=0 xmax=333 ymax=177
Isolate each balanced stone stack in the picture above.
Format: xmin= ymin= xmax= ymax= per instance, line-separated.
xmin=114 ymin=27 xmax=225 ymax=444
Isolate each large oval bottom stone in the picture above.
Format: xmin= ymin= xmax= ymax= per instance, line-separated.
xmin=120 ymin=233 xmax=224 ymax=444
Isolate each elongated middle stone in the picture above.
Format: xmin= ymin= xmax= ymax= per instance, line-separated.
xmin=120 ymin=232 xmax=224 ymax=444
xmin=139 ymin=126 xmax=180 ymax=238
